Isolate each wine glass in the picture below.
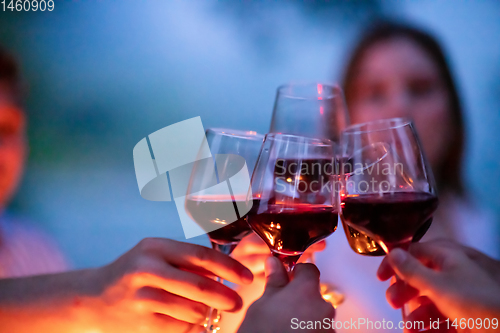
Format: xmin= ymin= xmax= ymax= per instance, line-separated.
xmin=270 ymin=82 xmax=349 ymax=142
xmin=338 ymin=117 xmax=439 ymax=327
xmin=185 ymin=128 xmax=263 ymax=333
xmin=269 ymin=82 xmax=350 ymax=305
xmin=247 ymin=133 xmax=338 ymax=273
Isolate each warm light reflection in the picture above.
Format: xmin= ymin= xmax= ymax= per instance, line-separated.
xmin=265 ymin=230 xmax=275 ymax=246
xmin=211 ymin=218 xmax=227 ymax=225
xmin=379 ymin=241 xmax=390 ymax=254
xmin=320 ymin=283 xmax=345 ymax=308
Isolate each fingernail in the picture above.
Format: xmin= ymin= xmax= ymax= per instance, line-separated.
xmin=390 ymin=249 xmax=408 ymax=266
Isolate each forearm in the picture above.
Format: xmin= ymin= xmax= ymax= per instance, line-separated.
xmin=0 ymin=268 xmax=105 ymax=333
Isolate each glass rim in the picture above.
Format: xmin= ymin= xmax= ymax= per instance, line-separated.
xmin=276 ymin=82 xmax=341 ymax=100
xmin=264 ymin=132 xmax=334 ymax=147
xmin=206 ymin=128 xmax=264 ymax=141
xmin=342 ymin=117 xmax=412 ymax=135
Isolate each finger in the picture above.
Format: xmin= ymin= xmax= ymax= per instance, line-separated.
xmin=140 ymin=238 xmax=254 ymax=285
xmin=459 ymin=245 xmax=500 ymax=280
xmin=235 ymin=254 xmax=268 ymax=275
xmin=306 ymin=240 xmax=327 ymax=253
xmin=387 ymin=249 xmax=439 ymax=292
xmin=177 ymin=265 xmax=216 ymax=280
xmin=298 ymin=253 xmax=313 ymax=264
xmin=290 ymin=263 xmax=321 ymax=291
xmin=411 ymin=240 xmax=500 ymax=280
xmin=153 ymin=313 xmax=205 ymax=333
xmin=135 ymin=286 xmax=209 ymax=324
xmin=405 ymin=298 xmax=447 ymax=333
xmin=377 ymin=255 xmax=396 ymax=281
xmin=232 ymin=233 xmax=269 ymax=255
xmin=385 ymin=280 xmax=419 ymax=309
xmin=292 ymin=263 xmax=321 ymax=280
xmin=298 ymin=241 xmax=327 ymax=263
xmin=407 ymin=242 xmax=454 ymax=270
xmin=133 ymin=264 xmax=243 ymax=312
xmin=263 ymin=256 xmax=289 ymax=293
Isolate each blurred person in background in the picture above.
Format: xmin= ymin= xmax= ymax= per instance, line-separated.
xmin=0 ymin=48 xmax=67 ymax=277
xmin=340 ymin=21 xmax=498 ymax=254
xmin=314 ymin=20 xmax=499 ymax=329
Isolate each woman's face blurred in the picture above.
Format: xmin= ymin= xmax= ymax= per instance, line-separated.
xmin=0 ymin=84 xmax=25 ymax=209
xmin=347 ymin=37 xmax=453 ymax=169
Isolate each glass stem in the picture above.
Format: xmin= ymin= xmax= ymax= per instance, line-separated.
xmin=394 ymin=274 xmax=410 ymax=321
xmin=212 ymin=242 xmax=237 ymax=255
xmin=387 ymin=243 xmax=411 ymax=322
xmin=272 ymin=252 xmax=300 ymax=273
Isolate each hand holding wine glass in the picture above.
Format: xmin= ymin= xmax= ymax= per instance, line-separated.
xmin=378 ymin=240 xmax=500 ymax=332
xmin=0 ymin=238 xmax=254 ymax=333
xmin=237 ymin=257 xmax=335 ymax=333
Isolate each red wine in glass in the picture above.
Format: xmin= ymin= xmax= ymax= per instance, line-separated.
xmin=277 ymin=157 xmax=387 ymax=256
xmin=342 ymin=225 xmax=386 ymax=256
xmin=185 ymin=195 xmax=257 ymax=254
xmin=341 ymin=192 xmax=438 ymax=252
xmin=341 ymin=217 xmax=432 ymax=256
xmin=248 ymin=199 xmax=338 ymax=271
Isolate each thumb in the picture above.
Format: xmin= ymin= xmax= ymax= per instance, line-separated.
xmin=263 ymin=256 xmax=289 ymax=294
xmin=388 ymin=248 xmax=440 ymax=292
